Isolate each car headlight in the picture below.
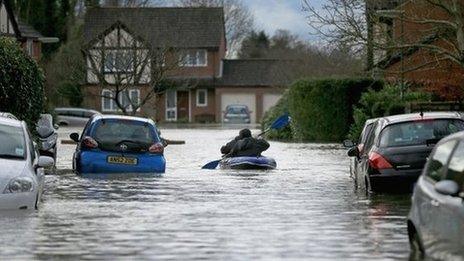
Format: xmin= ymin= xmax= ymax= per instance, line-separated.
xmin=4 ymin=177 xmax=34 ymax=194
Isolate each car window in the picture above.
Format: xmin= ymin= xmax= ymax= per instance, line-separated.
xmin=446 ymin=141 xmax=464 ymax=188
xmin=379 ymin=119 xmax=464 ymax=147
xmin=425 ymin=140 xmax=457 ymax=182
xmin=359 ymin=122 xmax=374 ymax=144
xmin=0 ymin=124 xmax=26 ymax=160
xmin=363 ymin=122 xmax=379 ymax=155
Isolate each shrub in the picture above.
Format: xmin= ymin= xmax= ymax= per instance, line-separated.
xmin=261 ymin=91 xmax=293 ymax=140
xmin=0 ymin=37 xmax=45 ymax=129
xmin=287 ymin=78 xmax=383 ymax=142
xmin=348 ymin=84 xmax=431 ymax=140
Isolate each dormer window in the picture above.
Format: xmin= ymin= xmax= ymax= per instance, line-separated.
xmin=104 ymin=50 xmax=135 ymax=73
xmin=180 ymin=49 xmax=207 ymax=67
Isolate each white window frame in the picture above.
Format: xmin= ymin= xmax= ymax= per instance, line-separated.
xmin=104 ymin=49 xmax=135 ymax=73
xmin=196 ymin=89 xmax=208 ymax=107
xmin=179 ymin=49 xmax=207 ymax=67
xmin=101 ymin=89 xmax=140 ymax=112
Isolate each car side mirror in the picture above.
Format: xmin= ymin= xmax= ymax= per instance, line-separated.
xmin=347 ymin=147 xmax=359 ymax=157
xmin=343 ymin=139 xmax=356 ymax=148
xmin=37 ymin=156 xmax=54 ymax=168
xmin=70 ymin=133 xmax=80 ymax=142
xmin=435 ymin=180 xmax=459 ymax=196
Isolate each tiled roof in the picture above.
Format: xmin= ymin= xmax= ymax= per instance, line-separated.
xmin=84 ymin=7 xmax=225 ymax=48
xmin=218 ymin=59 xmax=296 ymax=87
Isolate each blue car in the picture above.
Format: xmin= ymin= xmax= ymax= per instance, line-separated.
xmin=70 ymin=115 xmax=166 ymax=174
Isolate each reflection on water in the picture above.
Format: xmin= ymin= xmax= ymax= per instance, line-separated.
xmin=0 ymin=128 xmax=411 ymax=260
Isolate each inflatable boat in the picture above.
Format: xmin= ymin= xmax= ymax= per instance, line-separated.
xmin=219 ymin=156 xmax=277 ymax=170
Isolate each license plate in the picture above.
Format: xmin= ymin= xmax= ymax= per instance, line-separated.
xmin=107 ymin=156 xmax=138 ymax=165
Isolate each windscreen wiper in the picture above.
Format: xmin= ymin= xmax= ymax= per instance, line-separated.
xmin=0 ymin=154 xmax=24 ymax=159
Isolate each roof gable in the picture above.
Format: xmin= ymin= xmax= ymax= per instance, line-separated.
xmin=0 ymin=0 xmax=20 ymax=38
xmin=84 ymin=7 xmax=225 ymax=49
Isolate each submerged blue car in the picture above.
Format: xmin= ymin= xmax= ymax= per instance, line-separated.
xmin=70 ymin=115 xmax=166 ymax=174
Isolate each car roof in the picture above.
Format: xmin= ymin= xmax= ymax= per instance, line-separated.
xmin=379 ymin=112 xmax=463 ymax=125
xmin=91 ymin=114 xmax=154 ymax=124
xmin=0 ymin=117 xmax=23 ymax=127
xmin=226 ymin=104 xmax=248 ymax=108
xmin=55 ymin=107 xmax=100 ymax=113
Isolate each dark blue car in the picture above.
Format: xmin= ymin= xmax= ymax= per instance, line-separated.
xmin=70 ymin=115 xmax=166 ymax=174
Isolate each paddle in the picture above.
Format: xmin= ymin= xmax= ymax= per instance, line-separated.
xmin=201 ymin=114 xmax=291 ymax=170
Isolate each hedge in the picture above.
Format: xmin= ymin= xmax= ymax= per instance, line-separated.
xmin=0 ymin=37 xmax=44 ymax=129
xmin=348 ymin=84 xmax=431 ymax=140
xmin=287 ymin=78 xmax=383 ymax=142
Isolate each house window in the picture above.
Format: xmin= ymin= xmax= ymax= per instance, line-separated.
xmin=101 ymin=89 xmax=140 ymax=112
xmin=26 ymin=40 xmax=33 ymax=56
xmin=180 ymin=49 xmax=207 ymax=67
xmin=196 ymin=89 xmax=207 ymax=107
xmin=104 ymin=50 xmax=135 ymax=73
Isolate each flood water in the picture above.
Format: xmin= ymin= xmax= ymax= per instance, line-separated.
xmin=0 ymin=127 xmax=412 ymax=260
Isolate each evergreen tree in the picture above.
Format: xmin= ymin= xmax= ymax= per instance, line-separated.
xmin=238 ymin=30 xmax=270 ymax=58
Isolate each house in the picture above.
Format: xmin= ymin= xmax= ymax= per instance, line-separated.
xmin=81 ymin=6 xmax=290 ymax=123
xmin=369 ymin=0 xmax=464 ymax=99
xmin=0 ymin=0 xmax=58 ymax=61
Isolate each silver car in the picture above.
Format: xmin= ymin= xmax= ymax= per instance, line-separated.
xmin=55 ymin=107 xmax=100 ymax=127
xmin=0 ymin=117 xmax=54 ymax=210
xmin=408 ymin=131 xmax=464 ymax=260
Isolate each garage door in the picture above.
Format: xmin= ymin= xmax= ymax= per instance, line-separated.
xmin=221 ymin=93 xmax=256 ymax=123
xmin=263 ymin=94 xmax=282 ymax=115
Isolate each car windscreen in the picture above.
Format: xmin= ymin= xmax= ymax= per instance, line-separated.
xmin=227 ymin=107 xmax=248 ymax=114
xmin=379 ymin=119 xmax=464 ymax=147
xmin=92 ymin=120 xmax=158 ymax=152
xmin=0 ymin=125 xmax=25 ymax=159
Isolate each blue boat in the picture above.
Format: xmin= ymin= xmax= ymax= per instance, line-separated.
xmin=219 ymin=156 xmax=276 ymax=170
xmin=70 ymin=115 xmax=166 ymax=174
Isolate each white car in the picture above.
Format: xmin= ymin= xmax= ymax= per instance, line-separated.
xmin=0 ymin=117 xmax=54 ymax=210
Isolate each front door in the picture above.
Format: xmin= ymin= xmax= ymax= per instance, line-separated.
xmin=165 ymin=90 xmax=177 ymax=121
xmin=177 ymin=91 xmax=189 ymax=121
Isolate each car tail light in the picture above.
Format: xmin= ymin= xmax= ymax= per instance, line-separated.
xmin=82 ymin=136 xmax=98 ymax=149
xmin=149 ymin=142 xmax=164 ymax=154
xmin=369 ymin=152 xmax=393 ymax=170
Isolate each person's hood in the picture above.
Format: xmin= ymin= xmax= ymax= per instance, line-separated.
xmin=0 ymin=159 xmax=27 ymax=192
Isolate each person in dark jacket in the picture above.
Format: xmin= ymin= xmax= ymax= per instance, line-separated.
xmin=221 ymin=128 xmax=270 ymax=158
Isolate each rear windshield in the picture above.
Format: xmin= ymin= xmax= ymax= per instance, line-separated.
xmin=380 ymin=119 xmax=464 ymax=147
xmin=0 ymin=125 xmax=25 ymax=159
xmin=92 ymin=120 xmax=159 ymax=152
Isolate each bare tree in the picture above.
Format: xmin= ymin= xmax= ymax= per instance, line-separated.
xmin=83 ymin=24 xmax=185 ymax=115
xmin=178 ymin=0 xmax=254 ymax=57
xmin=302 ymin=0 xmax=464 ymax=72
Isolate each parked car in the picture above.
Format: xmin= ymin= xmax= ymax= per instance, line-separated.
xmin=348 ymin=118 xmax=378 ymax=184
xmin=408 ymin=131 xmax=464 ymax=260
xmin=55 ymin=107 xmax=100 ymax=127
xmin=70 ymin=115 xmax=166 ymax=174
xmin=345 ymin=112 xmax=464 ymax=193
xmin=36 ymin=114 xmax=58 ymax=167
xmin=223 ymin=105 xmax=251 ymax=124
xmin=0 ymin=112 xmax=18 ymax=120
xmin=0 ymin=117 xmax=54 ymax=210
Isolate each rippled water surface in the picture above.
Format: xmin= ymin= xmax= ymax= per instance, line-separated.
xmin=0 ymin=128 xmax=412 ymax=260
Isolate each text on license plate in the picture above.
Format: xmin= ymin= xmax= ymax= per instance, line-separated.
xmin=107 ymin=156 xmax=138 ymax=165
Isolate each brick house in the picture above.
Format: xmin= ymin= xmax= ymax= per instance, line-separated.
xmin=0 ymin=0 xmax=57 ymax=61
xmin=81 ymin=6 xmax=290 ymax=123
xmin=370 ymin=0 xmax=464 ymax=99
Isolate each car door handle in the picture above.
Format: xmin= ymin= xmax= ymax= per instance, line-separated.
xmin=431 ymin=199 xmax=440 ymax=207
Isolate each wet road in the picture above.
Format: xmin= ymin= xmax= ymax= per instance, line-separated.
xmin=0 ymin=128 xmax=412 ymax=260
